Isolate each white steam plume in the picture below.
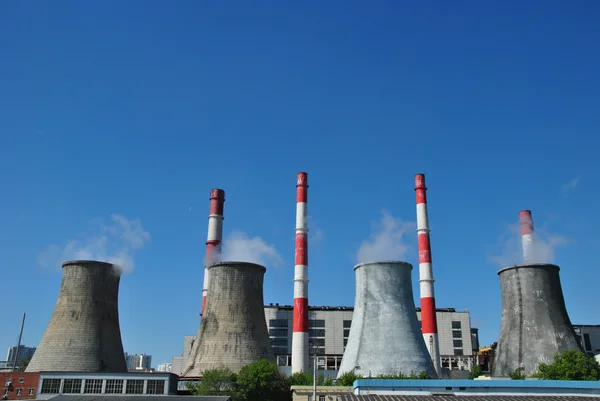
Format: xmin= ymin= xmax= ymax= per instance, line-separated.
xmin=489 ymin=223 xmax=569 ymax=267
xmin=356 ymin=210 xmax=416 ymax=263
xmin=37 ymin=214 xmax=150 ymax=275
xmin=221 ymin=231 xmax=283 ymax=268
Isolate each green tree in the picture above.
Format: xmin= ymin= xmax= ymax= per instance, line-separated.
xmin=533 ymin=350 xmax=600 ymax=381
xmin=186 ymin=367 xmax=237 ymax=398
xmin=336 ymin=369 xmax=363 ymax=386
xmin=509 ymin=367 xmax=526 ymax=380
xmin=289 ymin=371 xmax=312 ymax=386
xmin=468 ymin=365 xmax=483 ymax=380
xmin=235 ymin=359 xmax=290 ymax=401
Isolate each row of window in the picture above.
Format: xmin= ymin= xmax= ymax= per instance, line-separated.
xmin=271 ymin=338 xmax=327 ymax=347
xmin=269 ymin=328 xmax=326 ymax=337
xmin=2 ymin=389 xmax=35 ymax=396
xmin=269 ymin=319 xmax=326 ymax=328
xmin=271 ymin=319 xmax=464 ymax=331
xmin=40 ymin=379 xmax=165 ymax=394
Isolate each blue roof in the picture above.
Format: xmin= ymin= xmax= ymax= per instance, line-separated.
xmin=353 ymin=379 xmax=600 ymax=389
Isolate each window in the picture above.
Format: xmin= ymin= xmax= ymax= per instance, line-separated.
xmin=272 ymin=346 xmax=288 ymax=355
xmin=452 ymin=330 xmax=462 ymax=339
xmin=271 ymin=338 xmax=288 ymax=346
xmin=309 ymin=329 xmax=326 ymax=337
xmin=18 ymin=378 xmax=24 ymax=384
xmin=105 ymin=380 xmax=124 ymax=394
xmin=319 ymin=396 xmax=326 ymax=401
xmin=28 ymin=389 xmax=34 ymax=395
xmin=452 ymin=321 xmax=462 ymax=329
xmin=40 ymin=379 xmax=61 ymax=394
xmin=343 ymin=320 xmax=352 ymax=328
xmin=146 ymin=380 xmax=165 ymax=394
xmin=2 ymin=389 xmax=8 ymax=396
xmin=5 ymin=378 xmax=13 ymax=385
xmin=584 ymin=333 xmax=592 ymax=352
xmin=454 ymin=349 xmax=463 ymax=356
xmin=269 ymin=328 xmax=288 ymax=337
xmin=309 ymin=319 xmax=325 ymax=328
xmin=343 ymin=339 xmax=348 ymax=346
xmin=343 ymin=329 xmax=351 ymax=338
xmin=17 ymin=389 xmax=22 ymax=396
xmin=125 ymin=380 xmax=144 ymax=394
xmin=84 ymin=379 xmax=102 ymax=394
xmin=63 ymin=379 xmax=82 ymax=394
xmin=453 ymin=340 xmax=463 ymax=348
xmin=269 ymin=319 xmax=288 ymax=328
xmin=309 ymin=338 xmax=325 ymax=347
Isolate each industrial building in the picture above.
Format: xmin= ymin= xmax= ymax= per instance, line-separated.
xmin=124 ymin=353 xmax=152 ymax=372
xmin=34 ymin=372 xmax=179 ymax=399
xmin=171 ymin=304 xmax=477 ymax=376
xmin=573 ymin=325 xmax=600 ymax=357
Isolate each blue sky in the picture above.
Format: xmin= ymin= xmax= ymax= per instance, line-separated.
xmin=1 ymin=1 xmax=599 ymax=367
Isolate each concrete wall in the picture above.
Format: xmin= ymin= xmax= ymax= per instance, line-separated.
xmin=183 ymin=262 xmax=274 ymax=377
xmin=26 ymin=260 xmax=127 ymax=373
xmin=493 ymin=264 xmax=583 ymax=377
xmin=338 ymin=261 xmax=437 ymax=378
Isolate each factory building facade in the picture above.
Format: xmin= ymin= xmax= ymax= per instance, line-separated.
xmin=34 ymin=372 xmax=178 ymax=399
xmin=172 ymin=305 xmax=477 ymax=376
xmin=573 ymin=324 xmax=600 ymax=357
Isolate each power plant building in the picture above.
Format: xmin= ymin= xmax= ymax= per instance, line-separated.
xmin=172 ymin=305 xmax=477 ymax=376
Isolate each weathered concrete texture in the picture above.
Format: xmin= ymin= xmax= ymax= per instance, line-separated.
xmin=182 ymin=261 xmax=275 ymax=377
xmin=337 ymin=261 xmax=438 ymax=379
xmin=493 ymin=263 xmax=583 ymax=377
xmin=26 ymin=260 xmax=127 ymax=373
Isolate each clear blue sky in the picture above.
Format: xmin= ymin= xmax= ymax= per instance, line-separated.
xmin=1 ymin=1 xmax=599 ymax=368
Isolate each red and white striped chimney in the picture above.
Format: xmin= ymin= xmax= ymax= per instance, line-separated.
xmin=292 ymin=172 xmax=309 ymax=374
xmin=519 ymin=210 xmax=534 ymax=263
xmin=201 ymin=188 xmax=225 ymax=318
xmin=415 ymin=174 xmax=441 ymax=376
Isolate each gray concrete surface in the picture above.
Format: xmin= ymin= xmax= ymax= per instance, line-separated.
xmin=337 ymin=261 xmax=437 ymax=379
xmin=493 ymin=263 xmax=583 ymax=377
xmin=26 ymin=260 xmax=127 ymax=373
xmin=183 ymin=261 xmax=275 ymax=377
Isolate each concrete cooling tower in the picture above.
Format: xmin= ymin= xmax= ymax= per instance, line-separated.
xmin=492 ymin=263 xmax=583 ymax=377
xmin=26 ymin=260 xmax=127 ymax=373
xmin=337 ymin=261 xmax=438 ymax=379
xmin=183 ymin=261 xmax=275 ymax=377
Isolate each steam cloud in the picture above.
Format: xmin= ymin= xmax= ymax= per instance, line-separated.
xmin=221 ymin=231 xmax=283 ymax=268
xmin=37 ymin=214 xmax=151 ymax=275
xmin=489 ymin=223 xmax=569 ymax=267
xmin=356 ymin=210 xmax=416 ymax=263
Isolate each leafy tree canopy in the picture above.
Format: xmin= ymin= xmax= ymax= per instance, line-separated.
xmin=468 ymin=365 xmax=483 ymax=380
xmin=533 ymin=350 xmax=600 ymax=381
xmin=235 ymin=359 xmax=290 ymax=401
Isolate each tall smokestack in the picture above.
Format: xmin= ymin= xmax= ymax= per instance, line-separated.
xmin=292 ymin=172 xmax=309 ymax=374
xmin=519 ymin=210 xmax=534 ymax=263
xmin=415 ymin=174 xmax=441 ymax=376
xmin=201 ymin=188 xmax=225 ymax=318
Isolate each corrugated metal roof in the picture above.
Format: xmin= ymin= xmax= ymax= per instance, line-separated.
xmin=339 ymin=395 xmax=600 ymax=401
xmin=47 ymin=396 xmax=231 ymax=401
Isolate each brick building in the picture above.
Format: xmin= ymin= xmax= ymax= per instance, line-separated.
xmin=1 ymin=372 xmax=40 ymax=400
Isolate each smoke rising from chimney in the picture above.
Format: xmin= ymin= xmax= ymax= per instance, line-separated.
xmin=489 ymin=222 xmax=569 ymax=267
xmin=37 ymin=214 xmax=150 ymax=275
xmin=357 ymin=210 xmax=415 ymax=263
xmin=221 ymin=231 xmax=283 ymax=268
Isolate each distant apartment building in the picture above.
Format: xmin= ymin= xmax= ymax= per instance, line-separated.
xmin=0 ymin=347 xmax=36 ymax=371
xmin=156 ymin=363 xmax=172 ymax=373
xmin=124 ymin=353 xmax=152 ymax=372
